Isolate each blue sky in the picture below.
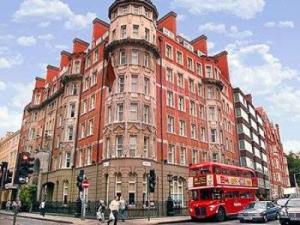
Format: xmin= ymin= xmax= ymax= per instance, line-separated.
xmin=0 ymin=0 xmax=299 ymax=152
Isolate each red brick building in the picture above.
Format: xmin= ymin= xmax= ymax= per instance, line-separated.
xmin=18 ymin=0 xmax=239 ymax=205
xmin=257 ymin=107 xmax=290 ymax=199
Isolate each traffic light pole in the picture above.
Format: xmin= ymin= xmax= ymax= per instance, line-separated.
xmin=147 ymin=173 xmax=150 ymax=221
xmin=0 ymin=162 xmax=7 ymax=210
xmin=13 ymin=184 xmax=20 ymax=225
xmin=81 ymin=188 xmax=86 ymax=221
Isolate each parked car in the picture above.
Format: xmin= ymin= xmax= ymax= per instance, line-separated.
xmin=276 ymin=198 xmax=290 ymax=208
xmin=279 ymin=198 xmax=300 ymax=225
xmin=238 ymin=201 xmax=280 ymax=223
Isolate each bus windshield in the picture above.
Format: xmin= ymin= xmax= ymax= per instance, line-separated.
xmin=190 ymin=189 xmax=222 ymax=201
xmin=189 ymin=167 xmax=211 ymax=176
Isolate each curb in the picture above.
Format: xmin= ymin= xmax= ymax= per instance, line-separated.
xmin=158 ymin=219 xmax=191 ymax=224
xmin=0 ymin=212 xmax=73 ymax=224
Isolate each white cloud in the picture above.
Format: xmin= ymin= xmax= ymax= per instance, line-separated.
xmin=0 ymin=80 xmax=6 ymax=90
xmin=227 ymin=42 xmax=298 ymax=95
xmin=64 ymin=12 xmax=96 ymax=30
xmin=177 ymin=14 xmax=186 ymax=21
xmin=37 ymin=34 xmax=54 ymax=41
xmin=38 ymin=21 xmax=51 ymax=27
xmin=10 ymin=82 xmax=34 ymax=108
xmin=13 ymin=0 xmax=96 ymax=30
xmin=0 ymin=47 xmax=23 ymax=69
xmin=283 ymin=140 xmax=300 ymax=153
xmin=199 ymin=23 xmax=253 ymax=39
xmin=0 ymin=106 xmax=22 ymax=134
xmin=207 ymin=41 xmax=215 ymax=50
xmin=17 ymin=36 xmax=37 ymax=46
xmin=0 ymin=34 xmax=15 ymax=43
xmin=268 ymin=87 xmax=300 ymax=121
xmin=264 ymin=20 xmax=295 ymax=28
xmin=172 ymin=0 xmax=265 ymax=19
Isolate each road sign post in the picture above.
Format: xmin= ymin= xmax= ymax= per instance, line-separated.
xmin=81 ymin=179 xmax=89 ymax=220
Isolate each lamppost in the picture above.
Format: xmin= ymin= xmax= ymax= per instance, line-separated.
xmin=293 ymin=172 xmax=300 ymax=196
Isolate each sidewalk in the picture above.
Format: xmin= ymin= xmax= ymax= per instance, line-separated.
xmin=0 ymin=210 xmax=190 ymax=225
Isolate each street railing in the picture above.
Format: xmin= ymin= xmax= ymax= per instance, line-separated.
xmin=29 ymin=201 xmax=189 ymax=219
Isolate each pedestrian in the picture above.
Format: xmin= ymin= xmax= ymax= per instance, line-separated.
xmin=6 ymin=200 xmax=11 ymax=211
xmin=39 ymin=200 xmax=46 ymax=217
xmin=97 ymin=200 xmax=106 ymax=223
xmin=118 ymin=197 xmax=127 ymax=222
xmin=107 ymin=196 xmax=120 ymax=225
xmin=12 ymin=198 xmax=22 ymax=213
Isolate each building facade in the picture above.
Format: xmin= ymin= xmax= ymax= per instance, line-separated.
xmin=257 ymin=107 xmax=290 ymax=199
xmin=233 ymin=89 xmax=270 ymax=198
xmin=18 ymin=0 xmax=240 ymax=205
xmin=0 ymin=130 xmax=20 ymax=201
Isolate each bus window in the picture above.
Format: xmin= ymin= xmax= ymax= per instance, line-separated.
xmin=189 ymin=170 xmax=197 ymax=177
xmin=199 ymin=167 xmax=210 ymax=175
xmin=190 ymin=190 xmax=200 ymax=201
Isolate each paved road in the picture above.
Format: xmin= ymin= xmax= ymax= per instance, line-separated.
xmin=0 ymin=214 xmax=64 ymax=225
xmin=164 ymin=219 xmax=280 ymax=225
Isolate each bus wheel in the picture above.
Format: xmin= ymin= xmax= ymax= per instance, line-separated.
xmin=216 ymin=207 xmax=226 ymax=222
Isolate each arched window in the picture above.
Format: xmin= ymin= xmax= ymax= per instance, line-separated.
xmin=63 ymin=181 xmax=69 ymax=204
xmin=128 ymin=174 xmax=137 ymax=206
xmin=170 ymin=178 xmax=185 ymax=207
xmin=115 ymin=173 xmax=122 ymax=197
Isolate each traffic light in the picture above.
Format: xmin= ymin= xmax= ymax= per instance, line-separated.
xmin=15 ymin=152 xmax=35 ymax=185
xmin=148 ymin=169 xmax=156 ymax=193
xmin=0 ymin=162 xmax=8 ymax=189
xmin=76 ymin=170 xmax=84 ymax=192
xmin=5 ymin=170 xmax=13 ymax=185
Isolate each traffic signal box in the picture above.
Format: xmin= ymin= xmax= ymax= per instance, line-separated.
xmin=15 ymin=152 xmax=35 ymax=185
xmin=76 ymin=170 xmax=84 ymax=192
xmin=148 ymin=169 xmax=156 ymax=193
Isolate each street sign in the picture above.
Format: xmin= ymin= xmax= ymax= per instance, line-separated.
xmin=142 ymin=161 xmax=152 ymax=167
xmin=82 ymin=180 xmax=89 ymax=189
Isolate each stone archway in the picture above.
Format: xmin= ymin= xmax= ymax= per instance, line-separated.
xmin=42 ymin=182 xmax=55 ymax=202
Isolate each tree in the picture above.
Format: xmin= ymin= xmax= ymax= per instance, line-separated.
xmin=19 ymin=185 xmax=37 ymax=212
xmin=286 ymin=153 xmax=300 ymax=187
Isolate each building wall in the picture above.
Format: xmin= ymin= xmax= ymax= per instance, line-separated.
xmin=19 ymin=0 xmax=240 ymax=205
xmin=0 ymin=130 xmax=20 ymax=201
xmin=257 ymin=107 xmax=290 ymax=199
xmin=233 ymin=88 xmax=270 ymax=198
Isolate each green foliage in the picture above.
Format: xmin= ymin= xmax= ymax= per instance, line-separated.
xmin=19 ymin=185 xmax=37 ymax=212
xmin=286 ymin=153 xmax=300 ymax=186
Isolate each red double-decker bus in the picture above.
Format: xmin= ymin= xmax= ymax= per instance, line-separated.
xmin=188 ymin=162 xmax=258 ymax=222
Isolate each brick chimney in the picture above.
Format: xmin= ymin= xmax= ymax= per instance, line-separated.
xmin=72 ymin=38 xmax=89 ymax=54
xmin=157 ymin=11 xmax=177 ymax=34
xmin=60 ymin=50 xmax=71 ymax=69
xmin=46 ymin=65 xmax=59 ymax=83
xmin=191 ymin=35 xmax=208 ymax=56
xmin=245 ymin=94 xmax=253 ymax=104
xmin=92 ymin=18 xmax=109 ymax=42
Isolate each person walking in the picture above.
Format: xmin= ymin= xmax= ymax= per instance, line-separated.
xmin=39 ymin=200 xmax=46 ymax=217
xmin=12 ymin=199 xmax=22 ymax=214
xmin=118 ymin=197 xmax=127 ymax=222
xmin=97 ymin=200 xmax=106 ymax=223
xmin=6 ymin=200 xmax=11 ymax=211
xmin=107 ymin=196 xmax=120 ymax=225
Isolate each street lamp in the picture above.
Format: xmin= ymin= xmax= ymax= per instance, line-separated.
xmin=293 ymin=172 xmax=300 ymax=196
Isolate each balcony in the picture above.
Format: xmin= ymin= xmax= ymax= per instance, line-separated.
xmin=203 ymin=77 xmax=224 ymax=90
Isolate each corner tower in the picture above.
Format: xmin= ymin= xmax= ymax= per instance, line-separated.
xmin=102 ymin=0 xmax=160 ymax=203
